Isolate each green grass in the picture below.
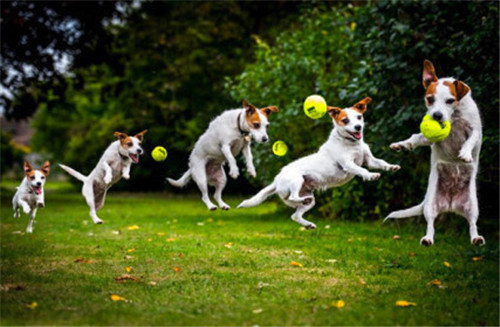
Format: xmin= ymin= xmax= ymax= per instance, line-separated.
xmin=1 ymin=181 xmax=498 ymax=326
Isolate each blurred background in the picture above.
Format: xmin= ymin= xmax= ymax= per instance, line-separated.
xmin=1 ymin=0 xmax=498 ymax=221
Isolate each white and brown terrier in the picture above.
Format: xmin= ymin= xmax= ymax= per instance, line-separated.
xmin=59 ymin=130 xmax=147 ymax=224
xmin=238 ymin=98 xmax=400 ymax=229
xmin=167 ymin=99 xmax=278 ymax=211
xmin=386 ymin=60 xmax=484 ymax=246
xmin=12 ymin=161 xmax=50 ymax=233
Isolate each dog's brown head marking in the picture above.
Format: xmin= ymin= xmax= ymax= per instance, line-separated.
xmin=243 ymin=99 xmax=262 ymax=129
xmin=24 ymin=161 xmax=35 ymax=178
xmin=41 ymin=161 xmax=50 ymax=176
xmin=352 ymin=97 xmax=371 ymax=114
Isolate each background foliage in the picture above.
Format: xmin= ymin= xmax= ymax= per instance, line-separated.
xmin=227 ymin=0 xmax=499 ymax=220
xmin=2 ymin=0 xmax=498 ymax=220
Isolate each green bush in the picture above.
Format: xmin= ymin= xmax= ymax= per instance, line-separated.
xmin=227 ymin=1 xmax=499 ymax=220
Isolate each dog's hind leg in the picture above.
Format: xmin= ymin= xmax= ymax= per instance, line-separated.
xmin=12 ymin=200 xmax=20 ymax=218
xmin=26 ymin=208 xmax=37 ymax=233
xmin=287 ymin=175 xmax=313 ymax=204
xmin=463 ymin=179 xmax=485 ymax=246
xmin=191 ymin=161 xmax=217 ymax=211
xmin=421 ymin=204 xmax=437 ymax=246
xmin=82 ymin=183 xmax=103 ymax=224
xmin=290 ymin=196 xmax=317 ymax=230
xmin=212 ymin=165 xmax=230 ymax=210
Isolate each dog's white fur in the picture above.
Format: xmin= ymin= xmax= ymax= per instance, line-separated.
xmin=167 ymin=100 xmax=278 ymax=211
xmin=238 ymin=98 xmax=400 ymax=229
xmin=386 ymin=60 xmax=484 ymax=246
xmin=59 ymin=130 xmax=147 ymax=224
xmin=12 ymin=161 xmax=50 ymax=233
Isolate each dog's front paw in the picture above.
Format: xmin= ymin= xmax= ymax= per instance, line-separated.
xmin=386 ymin=164 xmax=400 ymax=172
xmin=13 ymin=211 xmax=20 ymax=219
xmin=247 ymin=166 xmax=256 ymax=178
xmin=22 ymin=204 xmax=31 ymax=214
xmin=458 ymin=150 xmax=473 ymax=163
xmin=122 ymin=173 xmax=130 ymax=180
xmin=36 ymin=202 xmax=45 ymax=208
xmin=229 ymin=168 xmax=239 ymax=179
xmin=364 ymin=173 xmax=381 ymax=181
xmin=390 ymin=142 xmax=412 ymax=152
xmin=472 ymin=236 xmax=485 ymax=246
xmin=26 ymin=226 xmax=33 ymax=233
xmin=420 ymin=237 xmax=434 ymax=246
xmin=104 ymin=175 xmax=112 ymax=184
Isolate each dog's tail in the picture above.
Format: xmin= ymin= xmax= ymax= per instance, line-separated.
xmin=59 ymin=164 xmax=87 ymax=182
xmin=167 ymin=169 xmax=191 ymax=188
xmin=237 ymin=182 xmax=276 ymax=208
xmin=384 ymin=203 xmax=423 ymax=222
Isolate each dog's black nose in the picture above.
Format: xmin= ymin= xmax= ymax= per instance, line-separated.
xmin=36 ymin=182 xmax=42 ymax=186
xmin=262 ymin=136 xmax=268 ymax=143
xmin=432 ymin=112 xmax=443 ymax=121
xmin=137 ymin=148 xmax=143 ymax=154
xmin=354 ymin=125 xmax=362 ymax=131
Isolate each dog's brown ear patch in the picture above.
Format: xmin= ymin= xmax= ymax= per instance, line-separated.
xmin=134 ymin=130 xmax=148 ymax=142
xmin=243 ymin=99 xmax=257 ymax=115
xmin=24 ymin=161 xmax=35 ymax=177
xmin=453 ymin=80 xmax=470 ymax=101
xmin=260 ymin=106 xmax=279 ymax=117
xmin=423 ymin=59 xmax=438 ymax=89
xmin=327 ymin=106 xmax=348 ymax=124
xmin=352 ymin=97 xmax=371 ymax=114
xmin=41 ymin=161 xmax=51 ymax=176
xmin=114 ymin=131 xmax=130 ymax=145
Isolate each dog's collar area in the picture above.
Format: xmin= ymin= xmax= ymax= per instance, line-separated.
xmin=237 ymin=113 xmax=250 ymax=138
xmin=120 ymin=154 xmax=129 ymax=161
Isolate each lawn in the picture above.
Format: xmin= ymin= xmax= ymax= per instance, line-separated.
xmin=1 ymin=181 xmax=498 ymax=326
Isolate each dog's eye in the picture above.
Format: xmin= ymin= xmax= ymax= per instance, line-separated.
xmin=253 ymin=123 xmax=260 ymax=129
xmin=446 ymin=98 xmax=455 ymax=105
xmin=342 ymin=118 xmax=349 ymax=124
xmin=357 ymin=115 xmax=362 ymax=120
xmin=30 ymin=176 xmax=35 ymax=180
xmin=41 ymin=176 xmax=45 ymax=180
xmin=138 ymin=142 xmax=142 ymax=146
xmin=426 ymin=96 xmax=435 ymax=105
xmin=127 ymin=142 xmax=133 ymax=147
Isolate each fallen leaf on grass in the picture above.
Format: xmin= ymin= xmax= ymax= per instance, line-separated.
xmin=157 ymin=232 xmax=165 ymax=236
xmin=147 ymin=238 xmax=152 ymax=242
xmin=324 ymin=225 xmax=331 ymax=229
xmin=197 ymin=222 xmax=205 ymax=226
xmin=332 ymin=300 xmax=345 ymax=308
xmin=74 ymin=258 xmax=94 ymax=264
xmin=166 ymin=238 xmax=176 ymax=243
xmin=472 ymin=256 xmax=482 ymax=261
xmin=172 ymin=219 xmax=178 ymax=223
xmin=127 ymin=248 xmax=135 ymax=253
xmin=178 ymin=253 xmax=184 ymax=258
xmin=393 ymin=235 xmax=401 ymax=240
xmin=443 ymin=261 xmax=451 ymax=268
xmin=1 ymin=284 xmax=24 ymax=292
xmin=326 ymin=259 xmax=337 ymax=264
xmin=252 ymin=308 xmax=263 ymax=314
xmin=174 ymin=267 xmax=180 ymax=272
xmin=427 ymin=279 xmax=441 ymax=286
xmin=110 ymin=294 xmax=129 ymax=302
xmin=149 ymin=281 xmax=157 ymax=286
xmin=114 ymin=274 xmax=140 ymax=283
xmin=207 ymin=218 xmax=214 ymax=223
xmin=111 ymin=230 xmax=120 ymax=235
xmin=124 ymin=255 xmax=134 ymax=260
xmin=299 ymin=227 xmax=306 ymax=231
xmin=224 ymin=243 xmax=233 ymax=248
xmin=11 ymin=231 xmax=23 ymax=235
xmin=290 ymin=261 xmax=303 ymax=268
xmin=127 ymin=225 xmax=139 ymax=231
xmin=396 ymin=300 xmax=417 ymax=307
xmin=358 ymin=279 xmax=366 ymax=285
xmin=408 ymin=252 xmax=416 ymax=257
xmin=25 ymin=302 xmax=38 ymax=310
xmin=126 ymin=266 xmax=133 ymax=272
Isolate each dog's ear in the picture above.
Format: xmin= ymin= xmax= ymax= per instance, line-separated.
xmin=423 ymin=59 xmax=438 ymax=89
xmin=243 ymin=99 xmax=256 ymax=115
xmin=453 ymin=80 xmax=470 ymax=101
xmin=134 ymin=129 xmax=148 ymax=142
xmin=41 ymin=161 xmax=50 ymax=176
xmin=260 ymin=106 xmax=279 ymax=117
xmin=352 ymin=97 xmax=371 ymax=113
xmin=327 ymin=106 xmax=343 ymax=119
xmin=24 ymin=161 xmax=34 ymax=175
xmin=114 ymin=131 xmax=128 ymax=142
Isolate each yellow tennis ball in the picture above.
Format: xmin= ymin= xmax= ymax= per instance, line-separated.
xmin=303 ymin=95 xmax=327 ymax=119
xmin=420 ymin=114 xmax=451 ymax=142
xmin=272 ymin=140 xmax=288 ymax=156
xmin=151 ymin=146 xmax=168 ymax=161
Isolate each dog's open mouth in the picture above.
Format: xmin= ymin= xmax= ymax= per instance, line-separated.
xmin=32 ymin=186 xmax=42 ymax=195
xmin=129 ymin=153 xmax=140 ymax=163
xmin=349 ymin=131 xmax=362 ymax=140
